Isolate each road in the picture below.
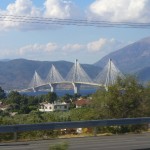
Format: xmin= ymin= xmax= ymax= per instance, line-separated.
xmin=0 ymin=132 xmax=150 ymax=150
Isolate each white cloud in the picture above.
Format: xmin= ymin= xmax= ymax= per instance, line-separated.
xmin=88 ymin=0 xmax=150 ymax=22
xmin=0 ymin=0 xmax=41 ymax=30
xmin=0 ymin=38 xmax=129 ymax=62
xmin=44 ymin=0 xmax=74 ymax=19
xmin=62 ymin=43 xmax=84 ymax=52
xmin=0 ymin=0 xmax=81 ymax=30
xmin=86 ymin=38 xmax=128 ymax=57
xmin=6 ymin=0 xmax=40 ymax=16
xmin=87 ymin=38 xmax=107 ymax=52
xmin=19 ymin=42 xmax=59 ymax=55
xmin=61 ymin=38 xmax=124 ymax=54
xmin=0 ymin=0 xmax=150 ymax=30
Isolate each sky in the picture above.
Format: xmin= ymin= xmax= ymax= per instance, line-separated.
xmin=0 ymin=0 xmax=150 ymax=64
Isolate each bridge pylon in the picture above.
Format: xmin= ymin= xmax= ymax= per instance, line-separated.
xmin=49 ymin=83 xmax=57 ymax=93
xmin=28 ymin=71 xmax=45 ymax=92
xmin=32 ymin=87 xmax=37 ymax=92
xmin=66 ymin=59 xmax=93 ymax=94
xmin=72 ymin=83 xmax=81 ymax=94
xmin=46 ymin=64 xmax=64 ymax=92
xmin=46 ymin=65 xmax=64 ymax=83
xmin=95 ymin=59 xmax=124 ymax=90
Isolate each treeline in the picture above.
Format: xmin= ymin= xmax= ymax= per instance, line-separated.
xmin=1 ymin=76 xmax=150 ymax=141
xmin=0 ymin=89 xmax=81 ymax=115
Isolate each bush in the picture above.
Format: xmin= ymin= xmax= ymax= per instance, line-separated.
xmin=49 ymin=142 xmax=69 ymax=150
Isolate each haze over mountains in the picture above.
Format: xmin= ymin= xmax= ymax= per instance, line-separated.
xmin=1 ymin=37 xmax=150 ymax=90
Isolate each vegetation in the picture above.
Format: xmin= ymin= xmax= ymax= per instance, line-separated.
xmin=0 ymin=76 xmax=150 ymax=141
xmin=49 ymin=142 xmax=69 ymax=150
xmin=92 ymin=76 xmax=148 ymax=119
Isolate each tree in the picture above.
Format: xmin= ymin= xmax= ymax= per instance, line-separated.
xmin=61 ymin=94 xmax=73 ymax=103
xmin=92 ymin=76 xmax=146 ymax=119
xmin=6 ymin=91 xmax=31 ymax=114
xmin=91 ymin=76 xmax=148 ymax=133
xmin=142 ymin=82 xmax=150 ymax=116
xmin=7 ymin=91 xmax=21 ymax=105
xmin=70 ymin=108 xmax=95 ymax=121
xmin=0 ymin=87 xmax=6 ymax=99
xmin=44 ymin=92 xmax=57 ymax=103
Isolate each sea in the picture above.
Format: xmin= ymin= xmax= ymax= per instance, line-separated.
xmin=20 ymin=88 xmax=98 ymax=97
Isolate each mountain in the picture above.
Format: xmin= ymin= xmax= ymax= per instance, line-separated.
xmin=94 ymin=37 xmax=150 ymax=74
xmin=136 ymin=67 xmax=150 ymax=83
xmin=0 ymin=59 xmax=101 ymax=90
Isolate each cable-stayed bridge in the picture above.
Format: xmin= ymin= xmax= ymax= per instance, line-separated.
xmin=19 ymin=59 xmax=124 ymax=94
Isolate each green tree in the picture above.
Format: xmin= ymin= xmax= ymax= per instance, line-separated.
xmin=92 ymin=76 xmax=146 ymax=119
xmin=45 ymin=92 xmax=57 ymax=103
xmin=7 ymin=91 xmax=21 ymax=105
xmin=92 ymin=76 xmax=148 ymax=133
xmin=6 ymin=91 xmax=31 ymax=114
xmin=70 ymin=108 xmax=95 ymax=121
xmin=61 ymin=94 xmax=73 ymax=103
xmin=0 ymin=87 xmax=6 ymax=99
xmin=142 ymin=82 xmax=150 ymax=116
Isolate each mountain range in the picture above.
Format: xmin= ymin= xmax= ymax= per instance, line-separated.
xmin=1 ymin=37 xmax=150 ymax=90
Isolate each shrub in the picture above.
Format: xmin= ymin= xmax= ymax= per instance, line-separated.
xmin=49 ymin=142 xmax=69 ymax=150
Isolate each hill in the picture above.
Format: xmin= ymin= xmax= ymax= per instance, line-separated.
xmin=0 ymin=59 xmax=101 ymax=90
xmin=136 ymin=66 xmax=150 ymax=83
xmin=94 ymin=37 xmax=150 ymax=74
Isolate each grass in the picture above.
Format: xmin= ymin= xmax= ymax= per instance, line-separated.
xmin=49 ymin=142 xmax=69 ymax=150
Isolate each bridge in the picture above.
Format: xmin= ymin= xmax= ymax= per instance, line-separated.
xmin=19 ymin=59 xmax=124 ymax=94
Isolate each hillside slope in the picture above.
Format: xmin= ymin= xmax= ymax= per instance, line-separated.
xmin=95 ymin=37 xmax=150 ymax=74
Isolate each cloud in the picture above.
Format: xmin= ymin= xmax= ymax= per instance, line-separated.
xmin=88 ymin=0 xmax=150 ymax=22
xmin=19 ymin=42 xmax=59 ymax=55
xmin=87 ymin=38 xmax=107 ymax=52
xmin=0 ymin=0 xmax=81 ymax=30
xmin=6 ymin=0 xmax=40 ymax=16
xmin=0 ymin=38 xmax=129 ymax=62
xmin=42 ymin=0 xmax=149 ymax=23
xmin=44 ymin=0 xmax=75 ymax=19
xmin=86 ymin=38 xmax=128 ymax=57
xmin=0 ymin=0 xmax=41 ymax=30
xmin=62 ymin=43 xmax=84 ymax=52
xmin=0 ymin=0 xmax=150 ymax=30
xmin=61 ymin=38 xmax=125 ymax=54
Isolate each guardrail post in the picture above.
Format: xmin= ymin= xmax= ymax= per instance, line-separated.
xmin=13 ymin=132 xmax=17 ymax=141
xmin=93 ymin=127 xmax=97 ymax=137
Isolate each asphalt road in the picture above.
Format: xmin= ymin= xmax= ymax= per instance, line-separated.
xmin=0 ymin=132 xmax=150 ymax=150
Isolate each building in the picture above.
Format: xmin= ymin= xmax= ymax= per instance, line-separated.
xmin=39 ymin=102 xmax=69 ymax=112
xmin=74 ymin=98 xmax=91 ymax=108
xmin=0 ymin=101 xmax=9 ymax=111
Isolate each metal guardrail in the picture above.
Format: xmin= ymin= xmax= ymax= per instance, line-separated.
xmin=0 ymin=117 xmax=150 ymax=140
xmin=1 ymin=117 xmax=150 ymax=133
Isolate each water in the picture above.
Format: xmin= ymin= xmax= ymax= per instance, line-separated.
xmin=21 ymin=88 xmax=98 ymax=97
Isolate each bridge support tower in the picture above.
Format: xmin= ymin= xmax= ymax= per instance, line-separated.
xmin=72 ymin=83 xmax=81 ymax=94
xmin=32 ymin=87 xmax=38 ymax=92
xmin=49 ymin=84 xmax=57 ymax=93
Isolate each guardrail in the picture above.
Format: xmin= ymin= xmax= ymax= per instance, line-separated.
xmin=1 ymin=117 xmax=150 ymax=141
